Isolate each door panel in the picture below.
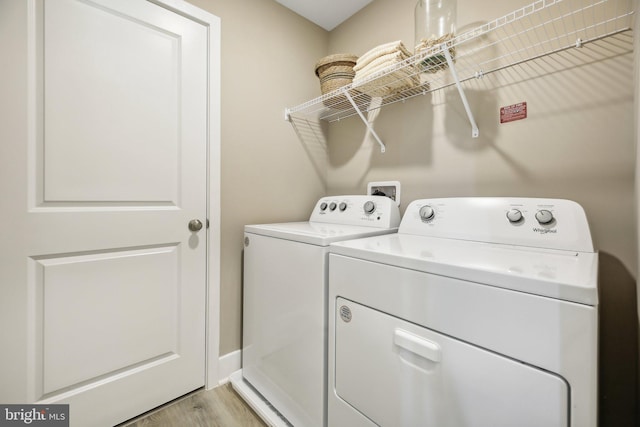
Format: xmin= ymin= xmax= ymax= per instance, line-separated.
xmin=43 ymin=0 xmax=181 ymax=204
xmin=0 ymin=0 xmax=209 ymax=425
xmin=37 ymin=245 xmax=179 ymax=394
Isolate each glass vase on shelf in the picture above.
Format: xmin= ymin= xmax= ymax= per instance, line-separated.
xmin=414 ymin=0 xmax=457 ymax=72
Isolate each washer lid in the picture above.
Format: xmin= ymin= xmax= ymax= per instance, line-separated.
xmin=330 ymin=233 xmax=598 ymax=305
xmin=245 ymin=221 xmax=398 ymax=246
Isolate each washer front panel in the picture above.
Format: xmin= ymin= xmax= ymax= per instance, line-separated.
xmin=243 ymin=234 xmax=327 ymax=427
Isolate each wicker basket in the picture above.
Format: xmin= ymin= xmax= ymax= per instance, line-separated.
xmin=315 ymin=53 xmax=358 ymax=108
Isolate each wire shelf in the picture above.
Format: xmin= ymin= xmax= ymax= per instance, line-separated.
xmin=286 ymin=0 xmax=634 ymax=125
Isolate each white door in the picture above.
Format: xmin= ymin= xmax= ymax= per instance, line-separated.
xmin=0 ymin=0 xmax=209 ymax=425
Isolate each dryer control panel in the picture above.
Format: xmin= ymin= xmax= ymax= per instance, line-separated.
xmin=399 ymin=197 xmax=594 ymax=252
xmin=311 ymin=195 xmax=401 ymax=229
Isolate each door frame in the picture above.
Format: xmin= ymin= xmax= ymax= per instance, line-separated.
xmin=146 ymin=0 xmax=222 ymax=389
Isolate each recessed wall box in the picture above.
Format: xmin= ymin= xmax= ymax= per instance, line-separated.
xmin=368 ymin=181 xmax=401 ymax=206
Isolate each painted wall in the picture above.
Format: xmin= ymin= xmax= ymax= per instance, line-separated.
xmin=327 ymin=0 xmax=638 ymax=425
xmin=186 ymin=0 xmax=328 ymax=355
xmin=634 ymin=0 xmax=640 ymax=423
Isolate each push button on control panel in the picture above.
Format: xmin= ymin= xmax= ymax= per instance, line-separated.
xmin=319 ymin=201 xmax=350 ymax=213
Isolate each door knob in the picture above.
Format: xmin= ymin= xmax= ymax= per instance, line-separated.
xmin=188 ymin=219 xmax=203 ymax=232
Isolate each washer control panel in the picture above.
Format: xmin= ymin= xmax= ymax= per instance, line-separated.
xmin=311 ymin=195 xmax=401 ymax=228
xmin=400 ymin=197 xmax=594 ymax=252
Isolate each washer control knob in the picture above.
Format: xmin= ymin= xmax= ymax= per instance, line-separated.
xmin=329 ymin=202 xmax=337 ymax=211
xmin=419 ymin=205 xmax=435 ymax=222
xmin=339 ymin=202 xmax=347 ymax=212
xmin=506 ymin=209 xmax=523 ymax=223
xmin=535 ymin=209 xmax=554 ymax=224
xmin=363 ymin=201 xmax=376 ymax=214
xmin=319 ymin=202 xmax=328 ymax=211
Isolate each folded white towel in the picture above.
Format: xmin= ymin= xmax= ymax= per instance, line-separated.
xmin=355 ymin=61 xmax=408 ymax=83
xmin=354 ymin=40 xmax=412 ymax=72
xmin=353 ymin=66 xmax=419 ymax=98
xmin=355 ymin=51 xmax=408 ymax=77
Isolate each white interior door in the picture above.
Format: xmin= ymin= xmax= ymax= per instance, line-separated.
xmin=0 ymin=0 xmax=210 ymax=425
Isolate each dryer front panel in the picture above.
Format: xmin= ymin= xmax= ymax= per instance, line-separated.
xmin=334 ymin=297 xmax=569 ymax=427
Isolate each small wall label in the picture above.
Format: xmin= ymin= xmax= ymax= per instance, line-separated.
xmin=500 ymin=102 xmax=527 ymax=124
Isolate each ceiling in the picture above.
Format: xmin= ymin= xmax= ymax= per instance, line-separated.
xmin=275 ymin=0 xmax=374 ymax=31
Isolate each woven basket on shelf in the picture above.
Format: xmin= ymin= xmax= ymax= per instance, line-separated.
xmin=314 ymin=53 xmax=359 ymax=108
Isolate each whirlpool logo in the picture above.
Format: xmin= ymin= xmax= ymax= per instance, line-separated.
xmin=533 ymin=227 xmax=557 ymax=234
xmin=0 ymin=405 xmax=68 ymax=426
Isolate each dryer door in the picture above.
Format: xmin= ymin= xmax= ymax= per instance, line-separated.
xmin=334 ymin=298 xmax=569 ymax=427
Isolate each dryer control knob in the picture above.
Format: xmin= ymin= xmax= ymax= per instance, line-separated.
xmin=419 ymin=205 xmax=435 ymax=222
xmin=535 ymin=209 xmax=554 ymax=224
xmin=319 ymin=202 xmax=328 ymax=211
xmin=329 ymin=202 xmax=337 ymax=211
xmin=506 ymin=209 xmax=523 ymax=223
xmin=339 ymin=202 xmax=347 ymax=211
xmin=363 ymin=201 xmax=376 ymax=214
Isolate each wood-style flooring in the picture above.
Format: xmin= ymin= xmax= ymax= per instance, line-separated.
xmin=119 ymin=383 xmax=267 ymax=427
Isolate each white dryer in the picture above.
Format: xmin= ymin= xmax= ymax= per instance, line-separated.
xmin=328 ymin=197 xmax=598 ymax=427
xmin=231 ymin=195 xmax=400 ymax=427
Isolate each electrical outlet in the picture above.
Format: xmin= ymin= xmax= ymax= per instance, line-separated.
xmin=367 ymin=181 xmax=401 ymax=206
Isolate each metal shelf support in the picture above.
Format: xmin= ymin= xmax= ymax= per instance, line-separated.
xmin=343 ymin=88 xmax=386 ymax=153
xmin=442 ymin=43 xmax=479 ymax=138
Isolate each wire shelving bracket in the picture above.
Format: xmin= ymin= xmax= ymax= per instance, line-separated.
xmin=442 ymin=43 xmax=479 ymax=138
xmin=343 ymin=88 xmax=386 ymax=153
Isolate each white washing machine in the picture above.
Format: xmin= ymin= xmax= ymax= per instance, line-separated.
xmin=231 ymin=195 xmax=400 ymax=427
xmin=328 ymin=197 xmax=598 ymax=427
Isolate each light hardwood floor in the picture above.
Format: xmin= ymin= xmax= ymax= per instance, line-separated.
xmin=119 ymin=383 xmax=267 ymax=427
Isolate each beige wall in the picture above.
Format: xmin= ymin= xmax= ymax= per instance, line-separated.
xmin=635 ymin=0 xmax=640 ymax=423
xmin=186 ymin=0 xmax=328 ymax=355
xmin=636 ymin=0 xmax=640 ymax=326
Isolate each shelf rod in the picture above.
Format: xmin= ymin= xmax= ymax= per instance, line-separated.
xmin=442 ymin=43 xmax=479 ymax=138
xmin=342 ymin=88 xmax=386 ymax=153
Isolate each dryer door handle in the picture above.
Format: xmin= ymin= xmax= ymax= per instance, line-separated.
xmin=394 ymin=329 xmax=441 ymax=362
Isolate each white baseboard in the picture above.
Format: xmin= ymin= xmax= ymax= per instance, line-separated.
xmin=217 ymin=349 xmax=241 ymax=385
